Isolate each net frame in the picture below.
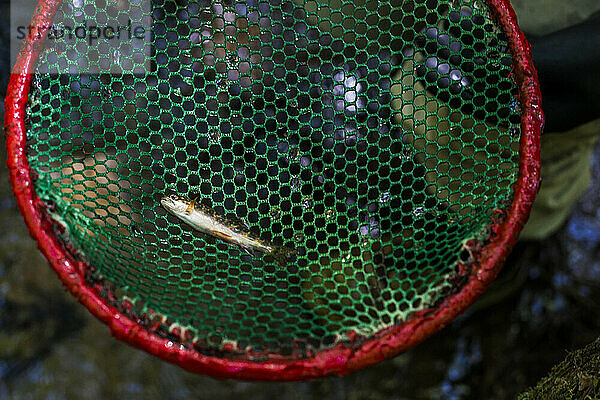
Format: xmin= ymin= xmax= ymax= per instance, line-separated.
xmin=4 ymin=0 xmax=542 ymax=380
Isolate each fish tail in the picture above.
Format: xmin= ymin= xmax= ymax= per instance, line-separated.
xmin=269 ymin=245 xmax=298 ymax=267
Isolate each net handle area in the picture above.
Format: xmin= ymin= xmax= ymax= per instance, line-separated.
xmin=4 ymin=0 xmax=542 ymax=380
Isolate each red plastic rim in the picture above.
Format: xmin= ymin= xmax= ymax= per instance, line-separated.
xmin=4 ymin=0 xmax=542 ymax=380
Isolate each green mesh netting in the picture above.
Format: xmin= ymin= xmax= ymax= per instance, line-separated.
xmin=25 ymin=0 xmax=521 ymax=357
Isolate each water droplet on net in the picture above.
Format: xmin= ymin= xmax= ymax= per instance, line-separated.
xmin=401 ymin=148 xmax=413 ymax=160
xmin=342 ymin=252 xmax=352 ymax=262
xmin=378 ymin=123 xmax=390 ymax=134
xmin=289 ymin=147 xmax=299 ymax=161
xmin=217 ymin=77 xmax=228 ymax=89
xmin=270 ymin=207 xmax=281 ymax=218
xmin=24 ymin=107 xmax=31 ymax=123
xmin=31 ymin=75 xmax=42 ymax=92
xmin=101 ymin=88 xmax=112 ymax=100
xmin=294 ymin=231 xmax=305 ymax=242
xmin=378 ymin=192 xmax=390 ymax=203
xmin=325 ymin=208 xmax=335 ymax=220
xmin=290 ymin=177 xmax=300 ymax=191
xmin=360 ymin=236 xmax=370 ymax=247
xmin=510 ymin=127 xmax=520 ymax=138
xmin=181 ymin=65 xmax=194 ymax=81
xmin=277 ymin=125 xmax=288 ymax=138
xmin=227 ymin=54 xmax=237 ymax=68
xmin=302 ymin=196 xmax=313 ymax=209
xmin=413 ymin=206 xmax=425 ymax=216
xmin=489 ymin=62 xmax=501 ymax=71
xmin=510 ymin=99 xmax=521 ymax=114
xmin=208 ymin=129 xmax=221 ymax=142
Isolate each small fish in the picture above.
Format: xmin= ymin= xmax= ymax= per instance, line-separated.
xmin=160 ymin=194 xmax=297 ymax=266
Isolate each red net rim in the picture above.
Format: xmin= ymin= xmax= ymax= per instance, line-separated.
xmin=4 ymin=0 xmax=542 ymax=380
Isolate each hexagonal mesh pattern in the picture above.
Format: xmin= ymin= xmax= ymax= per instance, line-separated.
xmin=25 ymin=0 xmax=521 ymax=358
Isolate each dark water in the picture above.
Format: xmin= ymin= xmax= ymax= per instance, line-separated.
xmin=2 ymin=4 xmax=600 ymax=400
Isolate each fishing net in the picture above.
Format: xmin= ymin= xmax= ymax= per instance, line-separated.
xmin=5 ymin=0 xmax=542 ymax=379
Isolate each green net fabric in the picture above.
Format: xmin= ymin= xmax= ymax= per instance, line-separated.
xmin=25 ymin=0 xmax=521 ymax=358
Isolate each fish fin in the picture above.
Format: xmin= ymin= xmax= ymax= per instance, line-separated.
xmin=269 ymin=245 xmax=298 ymax=267
xmin=212 ymin=230 xmax=232 ymax=240
xmin=239 ymin=243 xmax=255 ymax=256
xmin=186 ymin=197 xmax=198 ymax=214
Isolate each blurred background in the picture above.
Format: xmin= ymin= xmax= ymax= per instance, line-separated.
xmin=1 ymin=0 xmax=600 ymax=399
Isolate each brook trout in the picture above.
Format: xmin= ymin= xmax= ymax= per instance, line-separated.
xmin=160 ymin=194 xmax=297 ymax=266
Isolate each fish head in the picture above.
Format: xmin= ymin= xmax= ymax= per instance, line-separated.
xmin=160 ymin=193 xmax=190 ymax=214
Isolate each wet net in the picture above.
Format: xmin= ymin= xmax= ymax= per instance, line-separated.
xmin=6 ymin=0 xmax=542 ymax=379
